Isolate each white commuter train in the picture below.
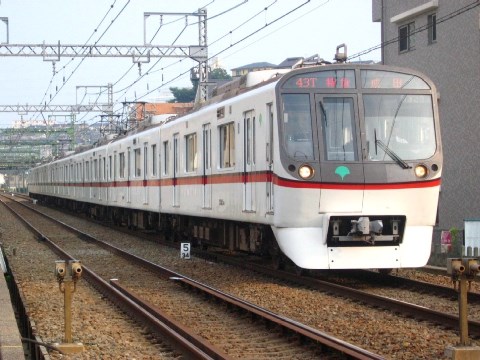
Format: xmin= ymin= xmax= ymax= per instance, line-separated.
xmin=28 ymin=60 xmax=442 ymax=270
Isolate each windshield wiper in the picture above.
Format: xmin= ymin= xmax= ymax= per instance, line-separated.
xmin=374 ymin=130 xmax=411 ymax=169
xmin=319 ymin=100 xmax=327 ymax=126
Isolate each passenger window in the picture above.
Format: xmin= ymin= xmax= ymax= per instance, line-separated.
xmin=119 ymin=153 xmax=125 ymax=178
xmin=162 ymin=141 xmax=169 ymax=175
xmin=185 ymin=133 xmax=197 ymax=172
xmin=151 ymin=144 xmax=157 ymax=176
xmin=219 ymin=122 xmax=235 ymax=168
xmin=134 ymin=148 xmax=141 ymax=177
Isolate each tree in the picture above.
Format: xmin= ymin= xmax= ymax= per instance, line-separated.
xmin=210 ymin=68 xmax=232 ymax=80
xmin=169 ymin=67 xmax=232 ymax=103
xmin=169 ymin=86 xmax=196 ymax=103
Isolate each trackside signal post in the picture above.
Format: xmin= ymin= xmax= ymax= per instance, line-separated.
xmin=52 ymin=260 xmax=84 ymax=354
xmin=445 ymin=258 xmax=480 ymax=359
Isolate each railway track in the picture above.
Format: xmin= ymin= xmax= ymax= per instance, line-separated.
xmin=1 ymin=193 xmax=383 ymax=359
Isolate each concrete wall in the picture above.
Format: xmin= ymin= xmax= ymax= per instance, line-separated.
xmin=373 ymin=0 xmax=480 ymax=231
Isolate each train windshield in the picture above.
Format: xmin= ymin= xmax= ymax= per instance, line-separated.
xmin=364 ymin=94 xmax=436 ymax=161
xmin=282 ymin=93 xmax=315 ymax=160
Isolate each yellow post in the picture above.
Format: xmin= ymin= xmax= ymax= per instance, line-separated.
xmin=63 ymin=280 xmax=73 ymax=344
xmin=51 ymin=260 xmax=84 ymax=354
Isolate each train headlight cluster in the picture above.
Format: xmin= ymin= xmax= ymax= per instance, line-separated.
xmin=298 ymin=164 xmax=314 ymax=180
xmin=414 ymin=164 xmax=428 ymax=178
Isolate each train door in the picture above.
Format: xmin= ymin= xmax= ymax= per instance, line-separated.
xmin=315 ymin=94 xmax=364 ymax=212
xmin=202 ymin=124 xmax=212 ymax=209
xmin=173 ymin=133 xmax=180 ymax=207
xmin=243 ymin=110 xmax=256 ymax=212
xmin=266 ymin=103 xmax=274 ymax=213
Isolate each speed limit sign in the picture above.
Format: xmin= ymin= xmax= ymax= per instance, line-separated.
xmin=180 ymin=243 xmax=191 ymax=260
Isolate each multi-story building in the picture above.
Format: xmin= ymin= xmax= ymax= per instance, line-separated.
xmin=372 ymin=0 xmax=480 ymax=234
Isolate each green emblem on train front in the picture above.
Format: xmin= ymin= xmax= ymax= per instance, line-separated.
xmin=335 ymin=166 xmax=350 ymax=180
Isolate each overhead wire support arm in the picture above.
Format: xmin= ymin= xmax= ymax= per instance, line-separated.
xmin=142 ymin=9 xmax=209 ymax=103
xmin=0 ymin=104 xmax=106 ymax=113
xmin=0 ymin=42 xmax=206 ymax=60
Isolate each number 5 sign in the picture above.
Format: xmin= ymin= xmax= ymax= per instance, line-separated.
xmin=181 ymin=243 xmax=191 ymax=259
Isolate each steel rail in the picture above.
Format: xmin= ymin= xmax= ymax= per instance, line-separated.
xmin=357 ymin=270 xmax=480 ymax=303
xmin=11 ymin=193 xmax=480 ymax=339
xmin=0 ymin=196 xmax=226 ymax=360
xmin=226 ymin=258 xmax=480 ymax=338
xmin=2 ymin=194 xmax=385 ymax=359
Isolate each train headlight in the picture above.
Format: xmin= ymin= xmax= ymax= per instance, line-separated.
xmin=414 ymin=164 xmax=428 ymax=178
xmin=298 ymin=164 xmax=314 ymax=180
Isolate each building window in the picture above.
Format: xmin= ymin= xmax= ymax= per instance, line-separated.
xmin=399 ymin=22 xmax=415 ymax=52
xmin=219 ymin=122 xmax=235 ymax=168
xmin=428 ymin=13 xmax=437 ymax=44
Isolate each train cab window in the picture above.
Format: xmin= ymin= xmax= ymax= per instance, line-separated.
xmin=219 ymin=122 xmax=235 ymax=168
xmin=281 ymin=94 xmax=314 ymax=160
xmin=185 ymin=133 xmax=197 ymax=172
xmin=364 ymin=94 xmax=436 ymax=161
xmin=319 ymin=97 xmax=357 ymax=161
xmin=134 ymin=148 xmax=141 ymax=177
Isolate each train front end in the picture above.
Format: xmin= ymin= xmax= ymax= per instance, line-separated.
xmin=272 ymin=64 xmax=442 ymax=270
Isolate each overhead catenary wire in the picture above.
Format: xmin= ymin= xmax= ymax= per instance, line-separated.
xmin=17 ymin=0 xmax=480 ymax=131
xmin=65 ymin=1 xmax=238 ymax=133
xmin=110 ymin=0 xmax=255 ymax=101
xmin=44 ymin=0 xmax=131 ymax=108
xmin=131 ymin=0 xmax=312 ymax=102
xmin=348 ymin=0 xmax=480 ymax=61
xmin=138 ymin=0 xmax=479 ymax=103
xmin=33 ymin=0 xmax=120 ymax=121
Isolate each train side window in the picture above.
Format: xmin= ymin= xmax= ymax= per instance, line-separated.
xmin=119 ymin=152 xmax=125 ymax=178
xmin=151 ymin=144 xmax=157 ymax=176
xmin=127 ymin=148 xmax=132 ymax=179
xmin=185 ymin=133 xmax=197 ymax=172
xmin=162 ymin=141 xmax=169 ymax=175
xmin=109 ymin=155 xmax=113 ymax=180
xmin=144 ymin=144 xmax=148 ymax=178
xmin=134 ymin=148 xmax=141 ymax=177
xmin=219 ymin=122 xmax=235 ymax=168
xmin=173 ymin=134 xmax=179 ymax=176
xmin=102 ymin=157 xmax=106 ymax=180
xmin=93 ymin=159 xmax=98 ymax=180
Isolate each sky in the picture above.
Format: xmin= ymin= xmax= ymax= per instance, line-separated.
xmin=0 ymin=0 xmax=381 ymax=128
